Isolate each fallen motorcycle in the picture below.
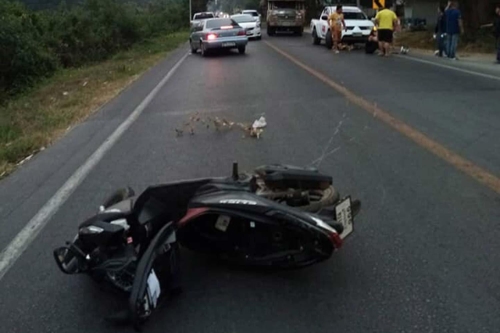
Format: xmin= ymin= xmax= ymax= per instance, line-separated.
xmin=53 ymin=163 xmax=361 ymax=329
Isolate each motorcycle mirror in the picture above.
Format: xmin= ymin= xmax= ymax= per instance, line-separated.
xmin=53 ymin=247 xmax=80 ymax=274
xmin=232 ymin=161 xmax=239 ymax=180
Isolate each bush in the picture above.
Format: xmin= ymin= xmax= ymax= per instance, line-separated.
xmin=0 ymin=0 xmax=190 ymax=98
xmin=0 ymin=1 xmax=58 ymax=95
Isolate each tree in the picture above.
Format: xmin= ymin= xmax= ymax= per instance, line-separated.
xmin=460 ymin=0 xmax=494 ymax=32
xmin=191 ymin=0 xmax=208 ymax=14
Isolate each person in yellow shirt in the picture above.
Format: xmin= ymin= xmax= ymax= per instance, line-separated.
xmin=328 ymin=5 xmax=347 ymax=54
xmin=375 ymin=5 xmax=399 ymax=56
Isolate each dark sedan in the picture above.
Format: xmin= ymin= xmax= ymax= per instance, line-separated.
xmin=190 ymin=18 xmax=249 ymax=56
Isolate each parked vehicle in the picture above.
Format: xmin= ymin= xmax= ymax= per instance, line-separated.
xmin=241 ymin=9 xmax=262 ymax=22
xmin=53 ymin=163 xmax=360 ymax=329
xmin=231 ymin=14 xmax=262 ymax=40
xmin=310 ymin=6 xmax=374 ymax=48
xmin=191 ymin=12 xmax=215 ymax=26
xmin=189 ymin=18 xmax=248 ymax=56
xmin=267 ymin=0 xmax=306 ymax=36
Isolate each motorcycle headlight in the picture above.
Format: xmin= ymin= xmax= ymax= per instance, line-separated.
xmin=80 ymin=225 xmax=104 ymax=234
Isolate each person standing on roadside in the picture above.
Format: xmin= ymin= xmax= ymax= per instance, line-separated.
xmin=375 ymin=5 xmax=398 ymax=56
xmin=434 ymin=5 xmax=447 ymax=57
xmin=480 ymin=4 xmax=500 ymax=63
xmin=329 ymin=5 xmax=347 ymax=54
xmin=444 ymin=1 xmax=464 ymax=60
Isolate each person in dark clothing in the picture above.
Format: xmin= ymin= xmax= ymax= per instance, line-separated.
xmin=482 ymin=4 xmax=500 ymax=63
xmin=434 ymin=5 xmax=447 ymax=57
xmin=444 ymin=1 xmax=464 ymax=60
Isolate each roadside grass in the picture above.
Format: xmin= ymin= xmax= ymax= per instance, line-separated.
xmin=0 ymin=31 xmax=188 ymax=179
xmin=395 ymin=30 xmax=496 ymax=54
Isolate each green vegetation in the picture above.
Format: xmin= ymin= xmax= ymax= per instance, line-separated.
xmin=0 ymin=0 xmax=193 ymax=178
xmin=0 ymin=0 xmax=189 ymax=98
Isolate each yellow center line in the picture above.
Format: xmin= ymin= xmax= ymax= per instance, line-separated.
xmin=264 ymin=40 xmax=500 ymax=195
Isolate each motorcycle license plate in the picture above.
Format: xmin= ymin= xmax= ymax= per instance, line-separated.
xmin=222 ymin=42 xmax=236 ymax=47
xmin=335 ymin=197 xmax=353 ymax=239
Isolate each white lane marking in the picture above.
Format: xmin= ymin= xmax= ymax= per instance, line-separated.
xmin=398 ymin=55 xmax=500 ymax=82
xmin=0 ymin=52 xmax=189 ymax=281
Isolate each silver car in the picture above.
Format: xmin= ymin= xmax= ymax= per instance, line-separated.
xmin=190 ymin=18 xmax=249 ymax=57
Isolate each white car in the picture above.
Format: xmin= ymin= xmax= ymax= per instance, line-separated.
xmin=241 ymin=9 xmax=262 ymax=22
xmin=231 ymin=14 xmax=262 ymax=40
xmin=310 ymin=6 xmax=374 ymax=48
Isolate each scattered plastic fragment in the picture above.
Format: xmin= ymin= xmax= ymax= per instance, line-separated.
xmin=175 ymin=113 xmax=267 ymax=139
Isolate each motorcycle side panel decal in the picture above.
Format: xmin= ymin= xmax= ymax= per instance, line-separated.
xmin=219 ymin=199 xmax=257 ymax=205
xmin=215 ymin=215 xmax=231 ymax=232
xmin=146 ymin=269 xmax=161 ymax=309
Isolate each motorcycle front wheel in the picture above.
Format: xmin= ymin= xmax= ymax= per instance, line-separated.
xmin=101 ymin=187 xmax=135 ymax=209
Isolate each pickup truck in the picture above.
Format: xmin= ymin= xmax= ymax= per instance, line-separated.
xmin=310 ymin=6 xmax=374 ymax=49
xmin=191 ymin=12 xmax=216 ymax=26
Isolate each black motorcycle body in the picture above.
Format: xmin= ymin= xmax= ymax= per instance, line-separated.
xmin=53 ymin=163 xmax=360 ymax=328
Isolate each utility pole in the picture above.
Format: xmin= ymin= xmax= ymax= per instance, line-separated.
xmin=189 ymin=0 xmax=192 ymax=21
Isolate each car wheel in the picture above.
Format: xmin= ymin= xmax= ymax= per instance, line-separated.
xmin=296 ymin=28 xmax=303 ymax=36
xmin=190 ymin=40 xmax=197 ymax=54
xmin=267 ymin=27 xmax=274 ymax=36
xmin=200 ymin=42 xmax=208 ymax=57
xmin=325 ymin=30 xmax=333 ymax=49
xmin=312 ymin=29 xmax=321 ymax=45
xmin=238 ymin=46 xmax=246 ymax=54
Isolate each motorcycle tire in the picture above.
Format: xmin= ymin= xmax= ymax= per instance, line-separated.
xmin=296 ymin=186 xmax=339 ymax=213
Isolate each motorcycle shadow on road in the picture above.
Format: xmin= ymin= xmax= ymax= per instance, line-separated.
xmin=140 ymin=248 xmax=353 ymax=329
xmin=75 ymin=247 xmax=353 ymax=331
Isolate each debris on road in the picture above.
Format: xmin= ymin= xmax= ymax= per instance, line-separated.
xmin=175 ymin=113 xmax=266 ymax=139
xmin=252 ymin=116 xmax=267 ymax=129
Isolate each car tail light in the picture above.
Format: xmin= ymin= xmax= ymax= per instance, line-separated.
xmin=237 ymin=30 xmax=246 ymax=36
xmin=207 ymin=33 xmax=217 ymax=40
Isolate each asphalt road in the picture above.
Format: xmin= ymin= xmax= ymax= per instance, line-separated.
xmin=1 ymin=32 xmax=499 ymax=333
